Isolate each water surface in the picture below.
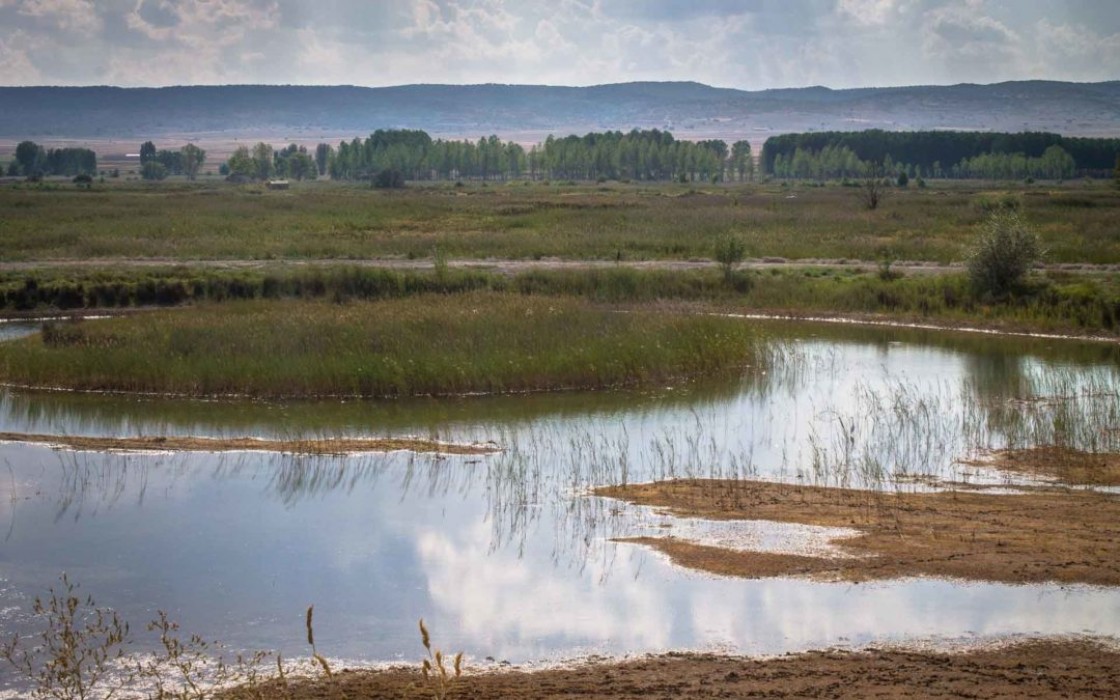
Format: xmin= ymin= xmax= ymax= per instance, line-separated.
xmin=1 ymin=320 xmax=1118 ymax=690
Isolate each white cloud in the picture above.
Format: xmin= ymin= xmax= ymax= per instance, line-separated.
xmin=0 ymin=0 xmax=1118 ymax=88
xmin=15 ymin=0 xmax=101 ymax=34
xmin=837 ymin=0 xmax=899 ymax=26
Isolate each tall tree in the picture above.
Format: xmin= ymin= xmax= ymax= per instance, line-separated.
xmin=139 ymin=141 xmax=157 ymax=165
xmin=180 ymin=143 xmax=205 ymax=180
xmin=315 ymin=143 xmax=332 ymax=177
xmin=252 ymin=142 xmax=274 ymax=180
xmin=226 ymin=146 xmax=255 ymax=178
xmin=14 ymin=140 xmax=42 ymax=175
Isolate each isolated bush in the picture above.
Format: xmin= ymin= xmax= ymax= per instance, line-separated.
xmin=713 ymin=234 xmax=747 ymax=284
xmin=968 ymin=211 xmax=1043 ymax=298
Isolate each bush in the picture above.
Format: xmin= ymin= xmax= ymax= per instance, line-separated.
xmin=967 ymin=211 xmax=1043 ymax=298
xmin=713 ymin=234 xmax=747 ymax=284
xmin=373 ymin=169 xmax=405 ymax=188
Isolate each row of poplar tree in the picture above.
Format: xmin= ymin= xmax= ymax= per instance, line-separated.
xmin=218 ymin=129 xmax=757 ymax=183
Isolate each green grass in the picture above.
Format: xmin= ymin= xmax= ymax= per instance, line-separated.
xmin=0 ymin=294 xmax=762 ymax=397
xmin=2 ymin=179 xmax=1118 ymax=264
xmin=3 ymin=263 xmax=1119 ymax=335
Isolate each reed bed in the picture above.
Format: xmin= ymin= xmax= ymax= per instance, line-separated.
xmin=0 ymin=294 xmax=761 ymax=398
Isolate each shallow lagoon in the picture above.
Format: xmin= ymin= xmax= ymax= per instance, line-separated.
xmin=1 ymin=320 xmax=1118 ymax=690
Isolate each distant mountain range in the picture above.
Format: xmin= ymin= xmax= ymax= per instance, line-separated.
xmin=2 ymin=80 xmax=1119 ymax=144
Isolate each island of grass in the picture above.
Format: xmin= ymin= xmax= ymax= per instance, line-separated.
xmin=0 ymin=293 xmax=761 ymax=398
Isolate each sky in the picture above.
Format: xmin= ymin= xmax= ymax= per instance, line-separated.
xmin=0 ymin=0 xmax=1118 ymax=90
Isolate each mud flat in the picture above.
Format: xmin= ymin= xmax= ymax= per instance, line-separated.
xmin=594 ymin=474 xmax=1120 ymax=586
xmin=0 ymin=431 xmax=497 ymax=455
xmin=227 ymin=638 xmax=1120 ymax=699
xmin=962 ymin=446 xmax=1120 ymax=487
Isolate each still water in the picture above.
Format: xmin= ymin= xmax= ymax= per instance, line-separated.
xmin=1 ymin=320 xmax=1118 ymax=685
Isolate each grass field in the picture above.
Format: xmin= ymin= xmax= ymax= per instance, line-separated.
xmin=2 ymin=178 xmax=1118 ymax=264
xmin=0 ymin=294 xmax=762 ymax=397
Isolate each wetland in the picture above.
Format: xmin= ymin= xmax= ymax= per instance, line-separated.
xmin=1 ymin=180 xmax=1119 ymax=698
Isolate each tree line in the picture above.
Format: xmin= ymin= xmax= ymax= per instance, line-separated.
xmin=139 ymin=141 xmax=206 ymax=180
xmin=762 ymin=130 xmax=1120 ymax=180
xmin=314 ymin=129 xmax=754 ymax=183
xmin=6 ymin=141 xmax=96 ymax=177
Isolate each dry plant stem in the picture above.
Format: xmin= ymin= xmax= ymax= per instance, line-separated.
xmin=596 ymin=477 xmax=1120 ymax=585
xmin=0 ymin=574 xmax=131 ymax=700
xmin=306 ymin=606 xmax=345 ymax=700
xmin=419 ymin=619 xmax=462 ymax=700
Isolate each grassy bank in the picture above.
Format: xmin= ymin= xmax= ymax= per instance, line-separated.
xmin=2 ymin=179 xmax=1118 ymax=263
xmin=4 ymin=264 xmax=1119 ymax=335
xmin=0 ymin=294 xmax=760 ymax=397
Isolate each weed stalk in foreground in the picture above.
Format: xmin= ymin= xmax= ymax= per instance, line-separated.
xmin=419 ymin=618 xmax=462 ymax=700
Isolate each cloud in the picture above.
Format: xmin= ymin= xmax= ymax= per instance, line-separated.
xmin=0 ymin=0 xmax=1118 ymax=88
xmin=836 ymin=0 xmax=900 ymax=26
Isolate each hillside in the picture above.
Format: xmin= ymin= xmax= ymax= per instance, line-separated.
xmin=2 ymin=80 xmax=1119 ymax=143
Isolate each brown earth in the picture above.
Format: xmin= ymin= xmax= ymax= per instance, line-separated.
xmin=962 ymin=446 xmax=1120 ymax=487
xmin=594 ymin=477 xmax=1120 ymax=586
xmin=224 ymin=638 xmax=1120 ymax=699
xmin=0 ymin=431 xmax=497 ymax=455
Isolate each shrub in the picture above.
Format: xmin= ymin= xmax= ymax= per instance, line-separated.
xmin=967 ymin=211 xmax=1043 ymax=298
xmin=373 ymin=168 xmax=405 ymax=188
xmin=713 ymin=234 xmax=747 ymax=284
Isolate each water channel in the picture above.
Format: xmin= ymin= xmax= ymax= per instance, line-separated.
xmin=1 ymin=319 xmax=1118 ymax=690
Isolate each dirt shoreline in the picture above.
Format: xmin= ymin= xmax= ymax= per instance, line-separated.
xmin=594 ymin=472 xmax=1120 ymax=586
xmin=0 ymin=431 xmax=498 ymax=455
xmin=224 ymin=638 xmax=1120 ymax=699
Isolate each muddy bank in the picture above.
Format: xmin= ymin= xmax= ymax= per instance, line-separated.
xmin=963 ymin=446 xmax=1120 ymax=486
xmin=0 ymin=431 xmax=498 ymax=455
xmin=595 ymin=477 xmax=1120 ymax=586
xmin=225 ymin=638 xmax=1120 ymax=699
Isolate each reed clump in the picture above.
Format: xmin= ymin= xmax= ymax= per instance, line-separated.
xmin=0 ymin=293 xmax=760 ymax=398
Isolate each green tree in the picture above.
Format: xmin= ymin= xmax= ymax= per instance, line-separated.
xmin=139 ymin=141 xmax=157 ymax=165
xmin=180 ymin=143 xmax=205 ymax=180
xmin=141 ymin=161 xmax=168 ymax=181
xmin=315 ymin=143 xmax=332 ymax=177
xmin=1113 ymin=154 xmax=1120 ymax=190
xmin=287 ymin=152 xmax=316 ymax=181
xmin=14 ymin=140 xmax=42 ymax=175
xmin=252 ymin=142 xmax=274 ymax=180
xmin=226 ymin=146 xmax=254 ymax=178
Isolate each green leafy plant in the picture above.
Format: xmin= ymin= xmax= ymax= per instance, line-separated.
xmin=967 ymin=210 xmax=1044 ymax=298
xmin=713 ymin=234 xmax=746 ymax=284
